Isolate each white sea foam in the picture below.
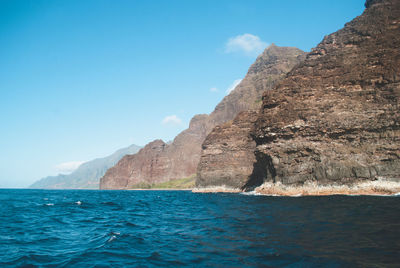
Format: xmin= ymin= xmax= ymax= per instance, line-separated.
xmin=254 ymin=179 xmax=400 ymax=196
xmin=107 ymin=235 xmax=116 ymax=243
xmin=75 ymin=201 xmax=82 ymax=205
xmin=192 ymin=185 xmax=241 ymax=193
xmin=192 ymin=179 xmax=400 ymax=196
xmin=45 ymin=203 xmax=54 ymax=206
xmin=107 ymin=232 xmax=120 ymax=243
xmin=240 ymin=190 xmax=262 ymax=196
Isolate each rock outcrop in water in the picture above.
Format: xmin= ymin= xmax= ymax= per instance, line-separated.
xmin=196 ymin=0 xmax=400 ymax=195
xmin=100 ymin=45 xmax=305 ymax=189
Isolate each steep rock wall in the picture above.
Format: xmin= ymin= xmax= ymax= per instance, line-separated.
xmin=253 ymin=0 xmax=400 ymax=186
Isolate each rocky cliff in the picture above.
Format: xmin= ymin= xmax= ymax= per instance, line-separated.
xmin=196 ymin=0 xmax=400 ymax=195
xmin=100 ymin=45 xmax=305 ymax=189
xmin=196 ymin=111 xmax=258 ymax=189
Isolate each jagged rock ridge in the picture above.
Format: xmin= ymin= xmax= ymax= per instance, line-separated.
xmin=100 ymin=45 xmax=305 ymax=189
xmin=196 ymin=0 xmax=400 ymax=193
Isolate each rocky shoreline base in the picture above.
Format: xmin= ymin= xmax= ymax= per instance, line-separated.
xmin=193 ymin=179 xmax=400 ymax=196
xmin=192 ymin=186 xmax=242 ymax=193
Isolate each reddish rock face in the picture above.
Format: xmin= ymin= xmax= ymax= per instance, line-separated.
xmin=196 ymin=0 xmax=400 ymax=190
xmin=100 ymin=45 xmax=305 ymax=189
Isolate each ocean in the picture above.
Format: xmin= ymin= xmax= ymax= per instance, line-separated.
xmin=0 ymin=189 xmax=399 ymax=267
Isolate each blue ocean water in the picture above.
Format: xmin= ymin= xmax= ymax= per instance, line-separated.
xmin=0 ymin=189 xmax=399 ymax=267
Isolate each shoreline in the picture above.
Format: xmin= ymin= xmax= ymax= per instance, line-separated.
xmin=192 ymin=186 xmax=241 ymax=193
xmin=192 ymin=179 xmax=400 ymax=196
xmin=20 ymin=179 xmax=400 ymax=196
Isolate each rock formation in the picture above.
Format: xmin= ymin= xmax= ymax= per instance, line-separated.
xmin=196 ymin=111 xmax=258 ymax=189
xmin=196 ymin=0 xmax=400 ymax=195
xmin=100 ymin=45 xmax=305 ymax=189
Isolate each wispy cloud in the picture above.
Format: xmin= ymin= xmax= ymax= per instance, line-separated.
xmin=55 ymin=161 xmax=84 ymax=174
xmin=226 ymin=79 xmax=242 ymax=94
xmin=225 ymin=33 xmax=268 ymax=56
xmin=162 ymin=115 xmax=182 ymax=125
xmin=210 ymin=87 xmax=218 ymax=92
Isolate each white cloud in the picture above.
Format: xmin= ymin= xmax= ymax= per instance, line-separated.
xmin=226 ymin=79 xmax=242 ymax=94
xmin=225 ymin=33 xmax=268 ymax=56
xmin=55 ymin=161 xmax=84 ymax=174
xmin=162 ymin=115 xmax=182 ymax=125
xmin=210 ymin=87 xmax=218 ymax=92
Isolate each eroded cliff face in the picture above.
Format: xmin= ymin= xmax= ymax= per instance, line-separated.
xmin=209 ymin=45 xmax=306 ymax=126
xmin=196 ymin=111 xmax=259 ymax=189
xmin=196 ymin=0 xmax=400 ymax=194
xmin=100 ymin=45 xmax=305 ymax=189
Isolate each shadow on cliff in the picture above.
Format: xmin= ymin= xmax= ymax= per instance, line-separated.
xmin=243 ymin=151 xmax=276 ymax=191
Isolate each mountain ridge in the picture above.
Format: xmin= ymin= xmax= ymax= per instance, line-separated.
xmin=30 ymin=144 xmax=141 ymax=189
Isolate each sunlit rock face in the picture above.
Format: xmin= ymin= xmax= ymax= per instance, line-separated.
xmin=196 ymin=111 xmax=259 ymax=189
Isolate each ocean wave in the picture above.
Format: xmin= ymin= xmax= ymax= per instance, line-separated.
xmin=1 ymin=189 xmax=399 ymax=267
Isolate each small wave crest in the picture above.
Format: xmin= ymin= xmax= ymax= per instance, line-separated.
xmin=106 ymin=232 xmax=121 ymax=243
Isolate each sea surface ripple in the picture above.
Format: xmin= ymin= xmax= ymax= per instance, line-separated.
xmin=0 ymin=189 xmax=399 ymax=267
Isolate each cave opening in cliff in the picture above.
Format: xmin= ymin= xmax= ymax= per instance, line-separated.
xmin=243 ymin=152 xmax=276 ymax=191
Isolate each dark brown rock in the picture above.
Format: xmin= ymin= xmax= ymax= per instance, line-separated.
xmin=196 ymin=0 xmax=400 ymax=191
xmin=365 ymin=0 xmax=384 ymax=8
xmin=100 ymin=45 xmax=305 ymax=189
xmin=253 ymin=0 xmax=400 ymax=186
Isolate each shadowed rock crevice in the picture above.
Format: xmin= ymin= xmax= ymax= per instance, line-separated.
xmin=243 ymin=152 xmax=276 ymax=191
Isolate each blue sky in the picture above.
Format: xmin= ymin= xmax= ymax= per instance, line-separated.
xmin=0 ymin=0 xmax=365 ymax=188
